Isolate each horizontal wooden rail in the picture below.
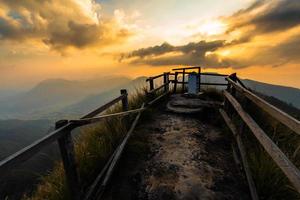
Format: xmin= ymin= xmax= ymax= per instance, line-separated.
xmin=219 ymin=108 xmax=259 ymax=200
xmin=147 ymin=92 xmax=169 ymax=106
xmin=97 ymin=103 xmax=145 ymax=198
xmin=146 ymin=73 xmax=170 ymax=81
xmin=0 ymin=94 xmax=126 ymax=173
xmin=224 ymin=90 xmax=300 ymax=193
xmin=170 ymin=80 xmax=227 ymax=86
xmin=169 ymin=72 xmax=227 ymax=77
xmin=235 ymin=77 xmax=247 ymax=89
xmin=170 ymin=72 xmax=199 ymax=75
xmin=0 ymin=122 xmax=74 ymax=173
xmin=172 ymin=66 xmax=200 ymax=70
xmin=148 ymin=82 xmax=170 ymax=94
xmin=226 ymin=77 xmax=300 ymax=135
xmin=0 ymin=91 xmax=128 ymax=200
xmin=84 ymin=146 xmax=118 ymax=200
xmin=170 ymin=81 xmax=188 ymax=84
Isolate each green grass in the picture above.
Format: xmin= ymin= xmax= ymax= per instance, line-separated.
xmin=24 ymin=88 xmax=156 ymax=200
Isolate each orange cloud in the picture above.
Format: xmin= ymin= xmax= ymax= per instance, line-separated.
xmin=0 ymin=0 xmax=133 ymax=53
xmin=123 ymin=0 xmax=300 ymax=70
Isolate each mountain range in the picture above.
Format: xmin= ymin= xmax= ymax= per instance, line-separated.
xmin=0 ymin=76 xmax=135 ymax=119
xmin=0 ymin=74 xmax=299 ymax=199
xmin=242 ymin=79 xmax=300 ymax=108
xmin=200 ymin=75 xmax=300 ymax=109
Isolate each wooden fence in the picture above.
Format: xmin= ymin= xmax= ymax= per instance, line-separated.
xmin=220 ymin=73 xmax=300 ymax=200
xmin=0 ymin=78 xmax=171 ymax=200
xmin=1 ymin=67 xmax=300 ymax=200
xmin=147 ymin=69 xmax=300 ymax=199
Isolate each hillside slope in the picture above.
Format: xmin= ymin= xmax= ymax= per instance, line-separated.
xmin=243 ymin=79 xmax=300 ymax=109
xmin=200 ymin=75 xmax=300 ymax=109
xmin=0 ymin=76 xmax=131 ymax=119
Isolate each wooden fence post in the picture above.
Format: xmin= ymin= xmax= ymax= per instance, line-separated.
xmin=174 ymin=72 xmax=178 ymax=93
xmin=182 ymin=69 xmax=186 ymax=93
xmin=120 ymin=89 xmax=129 ymax=111
xmin=227 ymin=73 xmax=237 ymax=117
xmin=149 ymin=79 xmax=154 ymax=91
xmin=56 ymin=120 xmax=81 ymax=200
xmin=219 ymin=109 xmax=259 ymax=200
xmin=198 ymin=67 xmax=201 ymax=92
xmin=230 ymin=73 xmax=237 ymax=97
xmin=163 ymin=72 xmax=169 ymax=93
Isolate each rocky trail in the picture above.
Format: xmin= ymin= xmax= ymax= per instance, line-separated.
xmin=102 ymin=100 xmax=250 ymax=200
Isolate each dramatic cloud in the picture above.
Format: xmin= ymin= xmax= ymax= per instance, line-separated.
xmin=121 ymin=40 xmax=230 ymax=67
xmin=0 ymin=0 xmax=132 ymax=52
xmin=231 ymin=33 xmax=300 ymax=68
xmin=123 ymin=0 xmax=300 ymax=69
xmin=226 ymin=0 xmax=300 ymax=42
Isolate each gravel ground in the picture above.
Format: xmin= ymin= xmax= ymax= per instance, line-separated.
xmin=103 ymin=104 xmax=250 ymax=200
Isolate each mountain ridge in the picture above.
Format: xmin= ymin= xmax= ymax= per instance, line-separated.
xmin=0 ymin=75 xmax=299 ymax=120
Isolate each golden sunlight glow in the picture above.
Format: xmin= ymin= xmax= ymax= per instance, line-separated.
xmin=218 ymin=50 xmax=232 ymax=57
xmin=0 ymin=0 xmax=300 ymax=89
xmin=198 ymin=20 xmax=227 ymax=36
xmin=74 ymin=0 xmax=101 ymax=23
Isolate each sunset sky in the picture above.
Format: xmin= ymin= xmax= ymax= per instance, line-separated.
xmin=0 ymin=0 xmax=300 ymax=90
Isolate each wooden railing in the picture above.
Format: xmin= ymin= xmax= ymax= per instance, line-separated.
xmin=146 ymin=68 xmax=228 ymax=95
xmin=0 ymin=78 xmax=171 ymax=200
xmin=1 ymin=66 xmax=300 ymax=200
xmin=220 ymin=73 xmax=300 ymax=200
xmin=0 ymin=90 xmax=131 ymax=200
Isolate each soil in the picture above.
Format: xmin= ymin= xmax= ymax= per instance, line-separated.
xmin=102 ymin=102 xmax=250 ymax=200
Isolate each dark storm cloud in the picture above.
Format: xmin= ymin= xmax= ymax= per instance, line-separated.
xmin=123 ymin=0 xmax=300 ymax=68
xmin=43 ymin=21 xmax=102 ymax=51
xmin=228 ymin=0 xmax=300 ymax=35
xmin=127 ymin=42 xmax=174 ymax=58
xmin=131 ymin=51 xmax=231 ymax=67
xmin=241 ymin=33 xmax=300 ymax=67
xmin=122 ymin=40 xmax=229 ymax=67
xmin=124 ymin=40 xmax=225 ymax=59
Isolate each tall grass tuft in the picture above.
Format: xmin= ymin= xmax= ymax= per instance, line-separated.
xmin=231 ymin=93 xmax=300 ymax=200
xmin=25 ymin=88 xmax=154 ymax=200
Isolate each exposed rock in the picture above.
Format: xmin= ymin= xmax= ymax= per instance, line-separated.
xmin=167 ymin=94 xmax=222 ymax=114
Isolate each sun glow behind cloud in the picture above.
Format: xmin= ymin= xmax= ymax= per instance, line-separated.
xmin=0 ymin=0 xmax=300 ymax=89
xmin=73 ymin=0 xmax=102 ymax=24
xmin=197 ymin=20 xmax=227 ymax=36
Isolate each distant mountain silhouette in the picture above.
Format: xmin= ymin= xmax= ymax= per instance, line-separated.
xmin=0 ymin=75 xmax=299 ymax=119
xmin=57 ymin=76 xmax=147 ymax=118
xmin=200 ymin=75 xmax=300 ymax=109
xmin=243 ymin=79 xmax=300 ymax=109
xmin=0 ymin=74 xmax=299 ymax=199
xmin=0 ymin=76 xmax=131 ymax=119
xmin=0 ymin=76 xmax=147 ymax=199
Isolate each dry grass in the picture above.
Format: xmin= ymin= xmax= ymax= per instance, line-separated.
xmin=229 ymin=94 xmax=300 ymax=200
xmin=25 ymin=88 xmax=154 ymax=200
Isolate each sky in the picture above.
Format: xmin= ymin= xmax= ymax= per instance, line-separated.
xmin=0 ymin=0 xmax=300 ymax=90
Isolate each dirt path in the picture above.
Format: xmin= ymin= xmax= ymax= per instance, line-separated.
xmin=103 ymin=105 xmax=250 ymax=200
